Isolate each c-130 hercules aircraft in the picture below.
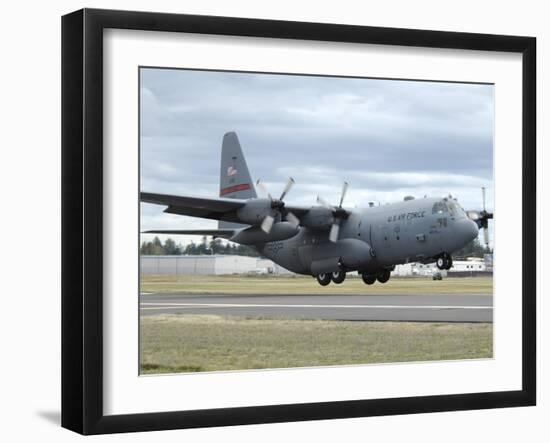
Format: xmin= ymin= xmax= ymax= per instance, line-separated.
xmin=141 ymin=132 xmax=493 ymax=286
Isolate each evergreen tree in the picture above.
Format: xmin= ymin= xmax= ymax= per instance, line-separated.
xmin=140 ymin=235 xmax=260 ymax=257
xmin=163 ymin=238 xmax=182 ymax=255
xmin=147 ymin=237 xmax=163 ymax=255
xmin=454 ymin=237 xmax=491 ymax=258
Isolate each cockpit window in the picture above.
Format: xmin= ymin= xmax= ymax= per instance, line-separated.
xmin=447 ymin=200 xmax=466 ymax=217
xmin=447 ymin=200 xmax=457 ymax=216
xmin=455 ymin=202 xmax=466 ymax=216
xmin=432 ymin=201 xmax=448 ymax=214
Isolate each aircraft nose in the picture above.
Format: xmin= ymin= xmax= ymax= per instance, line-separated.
xmin=462 ymin=219 xmax=479 ymax=243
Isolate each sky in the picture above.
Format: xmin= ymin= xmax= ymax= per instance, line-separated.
xmin=140 ymin=68 xmax=494 ymax=247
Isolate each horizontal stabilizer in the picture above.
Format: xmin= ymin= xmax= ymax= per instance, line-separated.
xmin=142 ymin=229 xmax=235 ymax=239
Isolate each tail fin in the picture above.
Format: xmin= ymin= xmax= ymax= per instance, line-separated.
xmin=219 ymin=132 xmax=256 ymax=229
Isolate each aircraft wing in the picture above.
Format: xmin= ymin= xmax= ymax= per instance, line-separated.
xmin=142 ymin=229 xmax=236 ymax=239
xmin=283 ymin=204 xmax=313 ymax=217
xmin=140 ymin=192 xmax=247 ymax=223
xmin=141 ymin=191 xmax=314 ymax=224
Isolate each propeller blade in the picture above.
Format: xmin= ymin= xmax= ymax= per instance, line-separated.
xmin=483 ymin=226 xmax=489 ymax=246
xmin=256 ymin=179 xmax=272 ymax=200
xmin=482 ymin=187 xmax=486 ymax=212
xmin=260 ymin=214 xmax=275 ymax=233
xmin=329 ymin=223 xmax=340 ymax=242
xmin=279 ymin=177 xmax=295 ymax=201
xmin=285 ymin=211 xmax=300 ymax=228
xmin=338 ymin=181 xmax=349 ymax=208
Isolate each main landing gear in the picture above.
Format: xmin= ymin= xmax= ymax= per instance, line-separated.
xmin=331 ymin=270 xmax=346 ymax=284
xmin=361 ymin=269 xmax=391 ymax=285
xmin=315 ymin=269 xmax=391 ymax=286
xmin=316 ymin=271 xmax=347 ymax=286
xmin=361 ymin=273 xmax=376 ymax=285
xmin=436 ymin=252 xmax=453 ymax=270
xmin=377 ymin=269 xmax=391 ymax=283
xmin=316 ymin=273 xmax=332 ymax=286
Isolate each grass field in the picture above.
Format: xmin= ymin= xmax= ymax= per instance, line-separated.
xmin=140 ymin=274 xmax=493 ymax=296
xmin=140 ymin=314 xmax=493 ymax=374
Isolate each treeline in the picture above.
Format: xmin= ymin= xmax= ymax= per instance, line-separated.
xmin=140 ymin=236 xmax=259 ymax=257
xmin=140 ymin=235 xmax=490 ymax=259
xmin=453 ymin=238 xmax=492 ymax=258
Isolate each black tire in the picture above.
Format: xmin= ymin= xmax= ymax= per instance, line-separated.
xmin=316 ymin=273 xmax=331 ymax=286
xmin=377 ymin=269 xmax=391 ymax=283
xmin=436 ymin=256 xmax=446 ymax=270
xmin=331 ymin=271 xmax=346 ymax=284
xmin=445 ymin=255 xmax=453 ymax=270
xmin=361 ymin=273 xmax=376 ymax=285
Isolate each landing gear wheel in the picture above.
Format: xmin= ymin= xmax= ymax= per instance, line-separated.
xmin=361 ymin=273 xmax=376 ymax=285
xmin=316 ymin=273 xmax=331 ymax=286
xmin=436 ymin=253 xmax=452 ymax=270
xmin=331 ymin=271 xmax=346 ymax=284
xmin=377 ymin=269 xmax=391 ymax=284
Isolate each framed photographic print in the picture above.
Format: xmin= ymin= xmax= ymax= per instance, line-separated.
xmin=61 ymin=8 xmax=536 ymax=435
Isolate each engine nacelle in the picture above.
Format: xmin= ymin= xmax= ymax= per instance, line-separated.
xmin=310 ymin=238 xmax=374 ymax=274
xmin=230 ymin=222 xmax=299 ymax=245
xmin=299 ymin=206 xmax=334 ymax=230
xmin=236 ymin=198 xmax=274 ymax=225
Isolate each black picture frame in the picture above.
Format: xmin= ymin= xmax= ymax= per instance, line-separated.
xmin=62 ymin=8 xmax=536 ymax=435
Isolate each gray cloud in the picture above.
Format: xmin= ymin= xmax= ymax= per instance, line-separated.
xmin=140 ymin=68 xmax=494 ymax=245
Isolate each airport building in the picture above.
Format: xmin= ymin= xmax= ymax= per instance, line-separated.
xmin=394 ymin=256 xmax=491 ymax=277
xmin=141 ymin=254 xmax=492 ymax=277
xmin=140 ymin=255 xmax=293 ymax=276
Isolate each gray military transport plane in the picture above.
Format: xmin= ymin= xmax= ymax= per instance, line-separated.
xmin=141 ymin=132 xmax=493 ymax=286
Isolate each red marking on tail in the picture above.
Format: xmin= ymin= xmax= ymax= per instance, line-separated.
xmin=220 ymin=183 xmax=251 ymax=196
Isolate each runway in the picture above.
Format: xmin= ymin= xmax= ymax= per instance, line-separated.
xmin=140 ymin=293 xmax=493 ymax=322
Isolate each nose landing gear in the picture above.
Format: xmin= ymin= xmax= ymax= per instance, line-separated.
xmin=436 ymin=253 xmax=453 ymax=270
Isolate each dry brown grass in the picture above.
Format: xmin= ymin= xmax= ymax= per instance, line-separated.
xmin=140 ymin=314 xmax=493 ymax=374
xmin=140 ymin=274 xmax=493 ymax=296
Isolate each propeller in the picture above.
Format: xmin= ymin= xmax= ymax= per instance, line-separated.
xmin=256 ymin=177 xmax=299 ymax=233
xmin=317 ymin=181 xmax=350 ymax=242
xmin=467 ymin=187 xmax=493 ymax=247
xmin=480 ymin=187 xmax=493 ymax=246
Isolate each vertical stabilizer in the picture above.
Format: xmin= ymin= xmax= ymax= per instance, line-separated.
xmin=219 ymin=132 xmax=256 ymax=229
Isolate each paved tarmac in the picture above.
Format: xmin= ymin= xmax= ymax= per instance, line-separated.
xmin=140 ymin=293 xmax=492 ymax=322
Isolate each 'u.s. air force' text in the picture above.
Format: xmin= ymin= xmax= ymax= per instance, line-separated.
xmin=387 ymin=211 xmax=426 ymax=223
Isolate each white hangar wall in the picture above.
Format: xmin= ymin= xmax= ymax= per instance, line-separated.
xmin=140 ymin=255 xmax=293 ymax=275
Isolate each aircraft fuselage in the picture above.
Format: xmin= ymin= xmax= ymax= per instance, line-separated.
xmin=258 ymin=197 xmax=478 ymax=276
